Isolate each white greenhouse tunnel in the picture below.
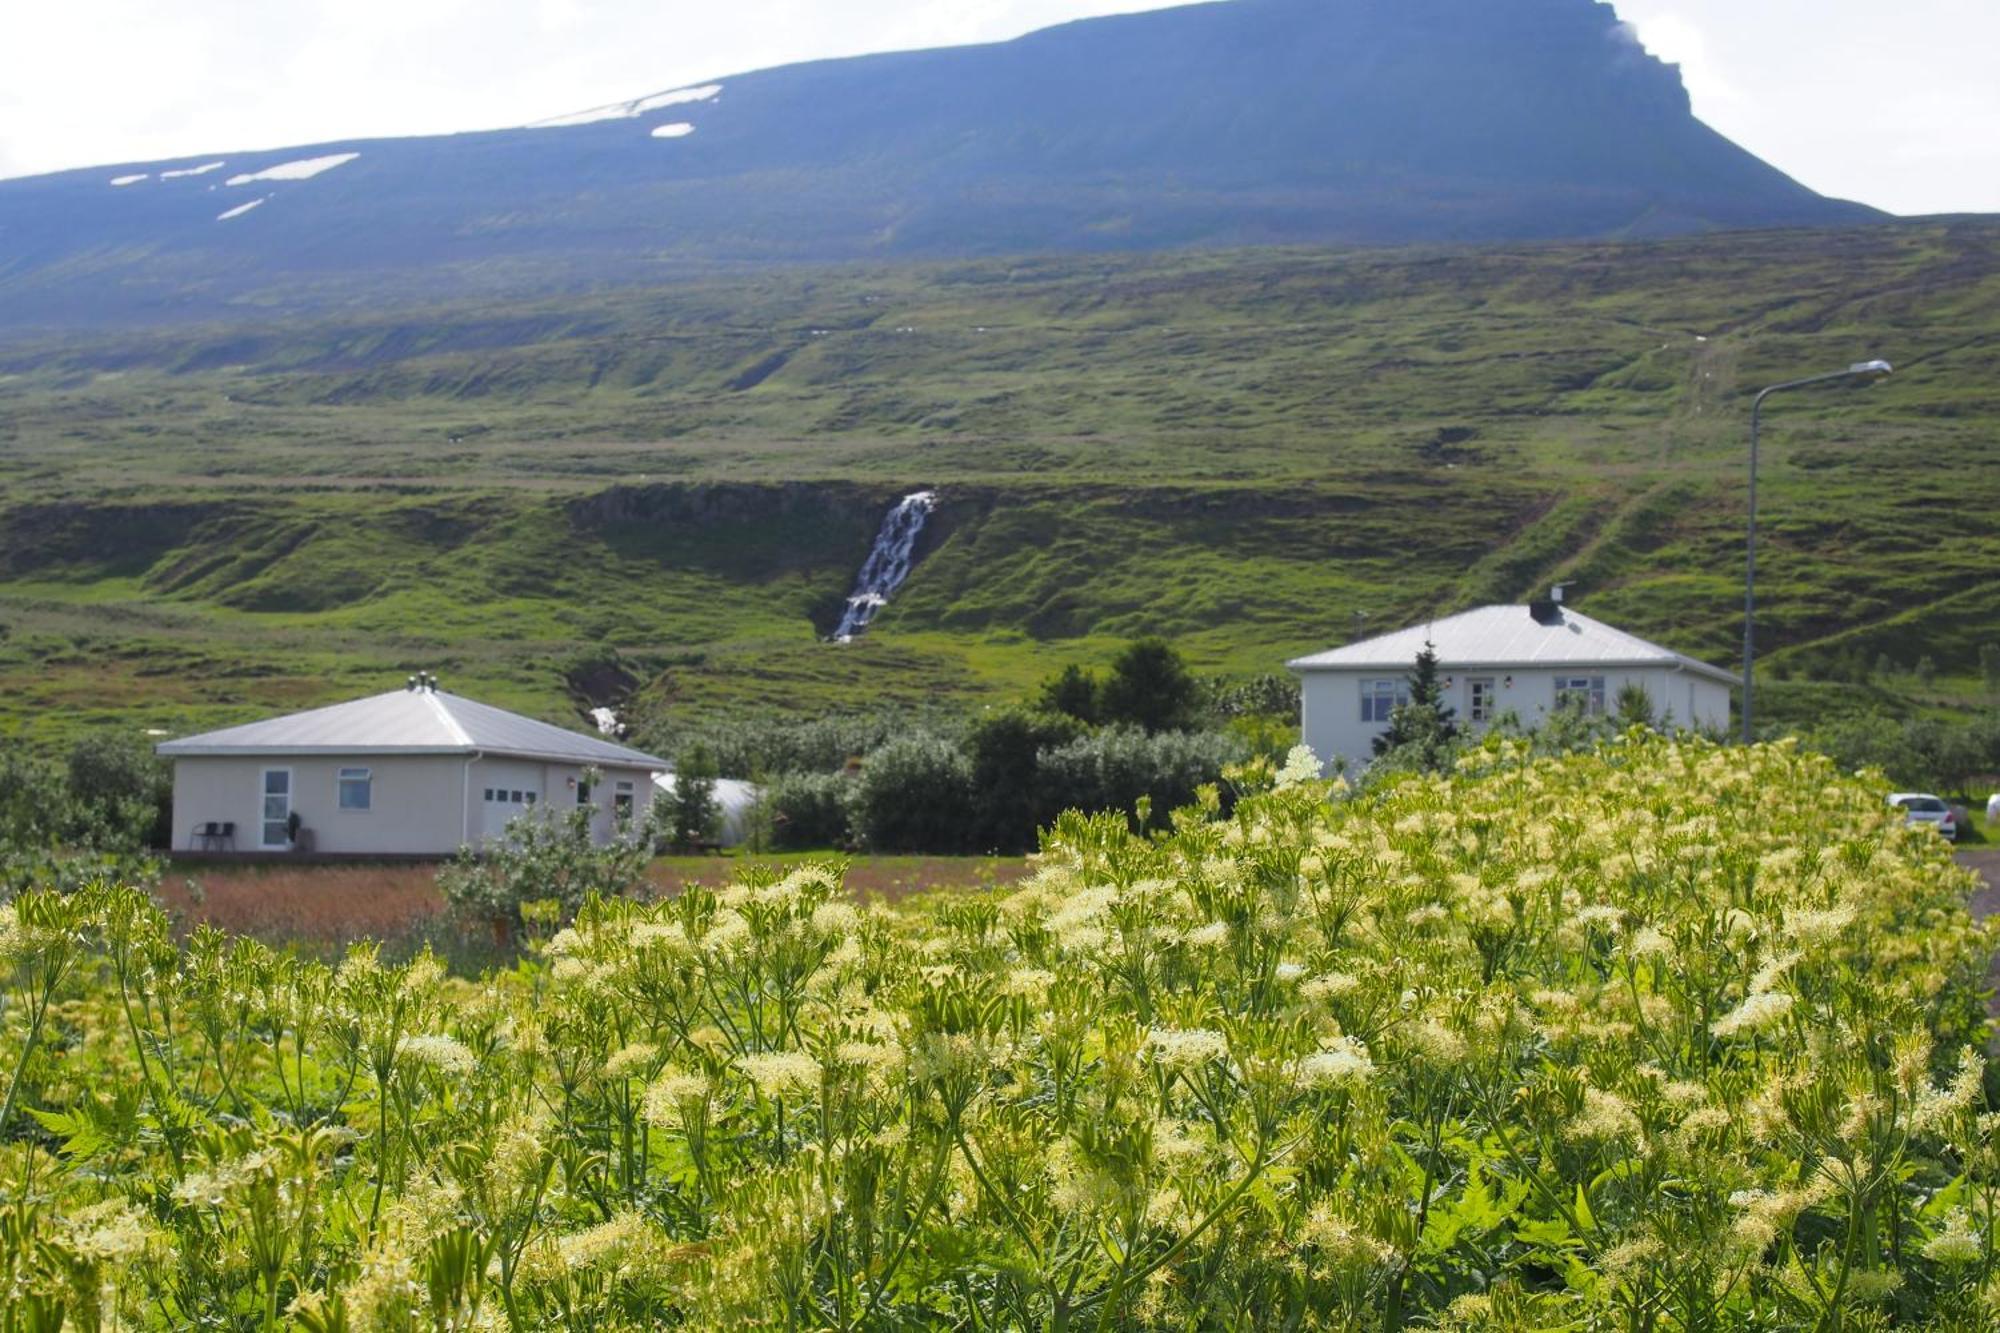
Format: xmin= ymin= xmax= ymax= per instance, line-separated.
xmin=652 ymin=772 xmax=761 ymax=847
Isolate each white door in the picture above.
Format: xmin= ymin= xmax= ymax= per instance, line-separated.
xmin=260 ymin=769 xmax=292 ymax=848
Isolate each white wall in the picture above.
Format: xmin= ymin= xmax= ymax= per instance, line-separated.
xmin=470 ymin=758 xmax=658 ymax=849
xmin=1298 ymin=665 xmax=1732 ymax=774
xmin=173 ymin=753 xmax=661 ymax=855
xmin=171 ymin=754 xmax=471 ymax=854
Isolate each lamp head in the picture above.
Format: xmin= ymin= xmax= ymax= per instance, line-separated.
xmin=1849 ymin=359 xmax=1893 ymax=376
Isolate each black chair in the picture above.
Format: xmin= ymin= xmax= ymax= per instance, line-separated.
xmin=218 ymin=822 xmax=236 ymax=850
xmin=194 ymin=821 xmax=220 ymax=851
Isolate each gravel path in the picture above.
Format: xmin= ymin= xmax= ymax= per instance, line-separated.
xmin=1955 ymin=850 xmax=2000 ymax=1021
xmin=1963 ymin=849 xmax=2000 ymax=919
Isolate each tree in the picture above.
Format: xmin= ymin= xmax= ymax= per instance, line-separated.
xmin=1874 ymin=652 xmax=1897 ymax=681
xmin=1615 ymin=683 xmax=1656 ymax=730
xmin=1916 ymin=655 xmax=1938 ymax=687
xmin=1099 ymin=639 xmax=1201 ymax=734
xmin=1038 ymin=664 xmax=1102 ymax=726
xmin=668 ymin=746 xmax=722 ymax=851
xmin=1371 ymin=642 xmax=1460 ymax=771
xmin=1981 ymin=643 xmax=2000 ymax=695
xmin=965 ymin=709 xmax=1084 ymax=852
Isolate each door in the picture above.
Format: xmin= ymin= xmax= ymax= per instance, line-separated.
xmin=477 ymin=764 xmax=543 ymax=845
xmin=260 ymin=769 xmax=292 ymax=848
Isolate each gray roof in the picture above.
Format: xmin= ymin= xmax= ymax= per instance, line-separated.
xmin=1287 ymin=605 xmax=1736 ymax=685
xmin=158 ymin=689 xmax=669 ymax=768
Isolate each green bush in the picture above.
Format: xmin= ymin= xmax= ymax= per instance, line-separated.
xmin=850 ymin=734 xmax=975 ymax=853
xmin=1036 ymin=726 xmax=1245 ymax=832
xmin=438 ymin=806 xmax=655 ymax=929
xmin=762 ymin=771 xmax=855 ymax=850
xmin=964 ymin=708 xmax=1085 ymax=853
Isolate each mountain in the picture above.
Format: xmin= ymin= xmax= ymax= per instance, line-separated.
xmin=0 ymin=0 xmax=1879 ymax=332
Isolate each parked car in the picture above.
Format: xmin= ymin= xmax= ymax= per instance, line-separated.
xmin=1888 ymin=792 xmax=1959 ymax=841
xmin=1988 ymin=791 xmax=2000 ymax=828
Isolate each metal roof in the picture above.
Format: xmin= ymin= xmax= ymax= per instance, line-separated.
xmin=157 ymin=689 xmax=670 ymax=768
xmin=1287 ymin=605 xmax=1736 ymax=685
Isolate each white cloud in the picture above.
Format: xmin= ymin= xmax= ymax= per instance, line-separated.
xmin=1622 ymin=12 xmax=1741 ymax=107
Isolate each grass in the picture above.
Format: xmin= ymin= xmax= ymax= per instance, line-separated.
xmin=0 ymin=220 xmax=1996 ymax=750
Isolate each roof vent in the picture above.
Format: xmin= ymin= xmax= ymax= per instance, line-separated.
xmin=1529 ymin=598 xmax=1562 ymax=625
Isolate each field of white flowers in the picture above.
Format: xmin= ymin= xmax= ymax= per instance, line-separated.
xmin=2 ymin=734 xmax=1996 ymax=1330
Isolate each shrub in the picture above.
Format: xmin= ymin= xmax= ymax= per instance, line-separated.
xmin=964 ymin=708 xmax=1085 ymax=852
xmin=762 ymin=771 xmax=855 ymax=850
xmin=1036 ymin=726 xmax=1245 ymax=831
xmin=437 ymin=805 xmax=655 ymax=929
xmin=63 ymin=732 xmax=173 ymax=850
xmin=850 ymin=734 xmax=975 ymax=853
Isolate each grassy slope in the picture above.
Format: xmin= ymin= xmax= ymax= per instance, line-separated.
xmin=0 ymin=220 xmax=1995 ymax=749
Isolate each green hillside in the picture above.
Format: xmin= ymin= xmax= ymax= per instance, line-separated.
xmin=1 ymin=220 xmax=1996 ymax=748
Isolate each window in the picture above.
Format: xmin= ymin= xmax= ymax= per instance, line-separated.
xmin=483 ymin=788 xmax=495 ymax=801
xmin=261 ymin=769 xmax=291 ymax=848
xmin=614 ymin=779 xmax=635 ymax=819
xmin=1467 ymin=678 xmax=1496 ymax=724
xmin=523 ymin=792 xmax=537 ymax=806
xmin=1554 ymin=675 xmax=1608 ymax=716
xmin=1360 ymin=678 xmax=1407 ymax=723
xmin=576 ymin=778 xmax=594 ymax=807
xmin=511 ymin=790 xmax=525 ymax=804
xmin=338 ymin=767 xmax=372 ymax=811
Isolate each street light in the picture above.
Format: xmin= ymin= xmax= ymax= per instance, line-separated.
xmin=1741 ymin=359 xmax=1893 ymax=743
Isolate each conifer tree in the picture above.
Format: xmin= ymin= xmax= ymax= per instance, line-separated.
xmin=1372 ymin=640 xmax=1459 ymax=769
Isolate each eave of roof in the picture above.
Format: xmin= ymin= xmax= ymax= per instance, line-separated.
xmin=158 ymin=743 xmax=670 ymax=767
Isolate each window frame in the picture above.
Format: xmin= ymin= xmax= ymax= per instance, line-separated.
xmin=1466 ymin=677 xmax=1496 ymax=724
xmin=1359 ymin=677 xmax=1408 ymax=724
xmin=337 ymin=766 xmax=373 ymax=812
xmin=1553 ymin=674 xmax=1608 ymax=717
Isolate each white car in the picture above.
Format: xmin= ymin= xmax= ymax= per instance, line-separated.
xmin=1988 ymin=792 xmax=2000 ymax=827
xmin=1888 ymin=793 xmax=1959 ymax=842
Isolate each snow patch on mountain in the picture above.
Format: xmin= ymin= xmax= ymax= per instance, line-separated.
xmin=109 ymin=174 xmax=147 ymax=186
xmin=651 ymin=123 xmax=695 ymax=139
xmin=162 ymin=161 xmax=226 ymax=179
xmin=217 ymin=197 xmax=268 ymax=221
xmin=531 ymin=83 xmax=722 ymax=129
xmin=225 ymin=153 xmax=359 ymax=187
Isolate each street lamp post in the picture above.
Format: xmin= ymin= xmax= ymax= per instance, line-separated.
xmin=1741 ymin=359 xmax=1893 ymax=743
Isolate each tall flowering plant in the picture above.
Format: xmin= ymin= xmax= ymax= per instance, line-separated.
xmin=0 ymin=733 xmax=1994 ymax=1328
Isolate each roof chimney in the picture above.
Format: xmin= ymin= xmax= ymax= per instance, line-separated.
xmin=1528 ymin=597 xmax=1561 ymax=625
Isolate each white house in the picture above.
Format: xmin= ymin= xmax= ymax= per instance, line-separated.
xmin=1288 ymin=601 xmax=1734 ymax=772
xmin=158 ymin=679 xmax=669 ymax=856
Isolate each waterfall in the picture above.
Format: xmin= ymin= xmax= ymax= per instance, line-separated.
xmin=833 ymin=490 xmax=938 ymax=642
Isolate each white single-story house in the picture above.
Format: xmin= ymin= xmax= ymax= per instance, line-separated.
xmin=1288 ymin=600 xmax=1734 ymax=772
xmin=157 ymin=679 xmax=669 ymax=855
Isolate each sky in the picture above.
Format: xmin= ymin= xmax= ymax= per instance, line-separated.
xmin=1 ymin=0 xmax=1994 ymax=215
